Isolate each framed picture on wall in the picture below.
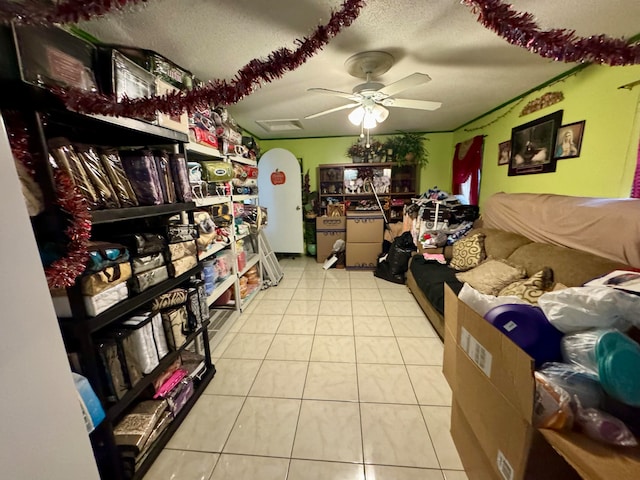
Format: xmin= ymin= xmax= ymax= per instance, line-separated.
xmin=508 ymin=110 xmax=563 ymax=176
xmin=498 ymin=140 xmax=511 ymax=165
xmin=554 ymin=121 xmax=586 ymax=159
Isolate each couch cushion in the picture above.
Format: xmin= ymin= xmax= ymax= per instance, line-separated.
xmin=409 ymin=257 xmax=464 ymax=314
xmin=498 ymin=267 xmax=554 ymax=304
xmin=449 ymin=232 xmax=486 ymax=271
xmin=456 ymin=258 xmax=527 ymax=295
xmin=472 ymin=228 xmax=532 ymax=259
xmin=506 ymin=243 xmax=627 ymax=287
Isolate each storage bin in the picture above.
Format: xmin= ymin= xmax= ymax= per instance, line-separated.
xmin=120 ymin=312 xmax=169 ymax=374
xmin=96 ymin=339 xmax=128 ymax=402
xmin=167 ymin=254 xmax=197 ymax=278
xmin=120 ymin=151 xmax=165 ymax=206
xmin=165 ymin=378 xmax=194 ymax=417
xmin=131 ymin=265 xmax=169 ymax=293
xmin=484 ymin=304 xmax=563 ymax=367
xmin=51 ymin=281 xmax=130 ymax=317
xmin=168 ymin=240 xmax=197 ymax=261
xmin=150 ymin=288 xmax=188 ymax=311
xmin=562 ymin=329 xmax=640 ymax=407
xmin=80 ymin=262 xmax=132 ymax=296
xmin=11 ymin=24 xmax=98 ymax=91
xmin=161 ymin=306 xmax=188 ymax=350
xmin=113 ymin=329 xmax=144 ymax=389
xmin=131 ymin=252 xmax=165 ymax=275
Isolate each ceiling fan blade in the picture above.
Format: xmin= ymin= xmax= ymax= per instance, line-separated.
xmin=307 ymin=87 xmax=360 ymax=101
xmin=377 ymin=73 xmax=431 ymax=97
xmin=305 ymin=103 xmax=360 ymax=120
xmin=382 ymin=98 xmax=442 ymax=111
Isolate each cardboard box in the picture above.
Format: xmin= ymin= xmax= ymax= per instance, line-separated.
xmin=317 ymin=230 xmax=346 ymax=263
xmin=316 ymin=216 xmax=346 ymax=232
xmin=316 ymin=216 xmax=347 ymax=263
xmin=346 ymin=211 xmax=384 ymax=243
xmin=155 ymin=79 xmax=189 ymax=134
xmin=443 ymin=285 xmax=640 ymax=480
xmin=346 ymin=242 xmax=380 ymax=269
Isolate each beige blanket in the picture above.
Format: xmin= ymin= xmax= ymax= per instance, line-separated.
xmin=480 ymin=192 xmax=640 ymax=268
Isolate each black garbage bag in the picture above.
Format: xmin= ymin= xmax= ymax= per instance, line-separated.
xmin=374 ymin=231 xmax=417 ymax=284
xmin=374 ymin=257 xmax=405 ymax=284
xmin=387 ymin=231 xmax=417 ymax=275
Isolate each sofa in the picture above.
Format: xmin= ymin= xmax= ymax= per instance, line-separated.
xmin=407 ymin=193 xmax=639 ymax=340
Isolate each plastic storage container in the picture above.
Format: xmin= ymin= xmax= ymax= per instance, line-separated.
xmin=562 ymin=329 xmax=640 ymax=407
xmin=483 ymin=304 xmax=563 ymax=367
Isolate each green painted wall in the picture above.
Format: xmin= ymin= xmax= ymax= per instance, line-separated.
xmin=258 ymin=63 xmax=640 ymax=210
xmin=260 ymin=132 xmax=454 ymax=196
xmin=453 ymin=63 xmax=640 ymax=209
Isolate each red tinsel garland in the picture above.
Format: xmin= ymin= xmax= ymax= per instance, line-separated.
xmin=53 ymin=0 xmax=366 ymax=118
xmin=465 ymin=0 xmax=640 ymax=66
xmin=44 ymin=170 xmax=92 ymax=289
xmin=0 ymin=0 xmax=148 ymax=25
xmin=6 ymin=112 xmax=91 ymax=289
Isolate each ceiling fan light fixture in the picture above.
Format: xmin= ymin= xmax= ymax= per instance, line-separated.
xmin=362 ymin=113 xmax=378 ymax=129
xmin=373 ymin=104 xmax=389 ymax=123
xmin=348 ymin=106 xmax=365 ymax=125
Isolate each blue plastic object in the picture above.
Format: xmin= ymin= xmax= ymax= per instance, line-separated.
xmin=596 ymin=331 xmax=640 ymax=407
xmin=484 ymin=304 xmax=563 ymax=367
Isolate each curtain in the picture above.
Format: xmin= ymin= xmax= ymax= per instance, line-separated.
xmin=452 ymin=135 xmax=484 ymax=205
xmin=632 ymin=138 xmax=640 ymax=198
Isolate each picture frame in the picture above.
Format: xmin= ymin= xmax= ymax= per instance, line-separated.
xmin=498 ymin=140 xmax=511 ymax=165
xmin=508 ymin=110 xmax=563 ymax=176
xmin=554 ymin=121 xmax=586 ymax=159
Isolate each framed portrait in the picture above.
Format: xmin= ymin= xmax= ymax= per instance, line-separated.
xmin=498 ymin=140 xmax=511 ymax=165
xmin=554 ymin=121 xmax=586 ymax=159
xmin=508 ymin=110 xmax=563 ymax=176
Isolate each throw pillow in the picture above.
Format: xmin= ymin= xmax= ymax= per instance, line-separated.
xmin=455 ymin=258 xmax=526 ymax=295
xmin=498 ymin=267 xmax=555 ymax=304
xmin=449 ymin=232 xmax=486 ymax=271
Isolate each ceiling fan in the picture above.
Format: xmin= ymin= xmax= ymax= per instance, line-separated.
xmin=304 ymin=51 xmax=442 ymax=128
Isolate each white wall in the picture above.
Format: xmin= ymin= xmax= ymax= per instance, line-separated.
xmin=0 ymin=115 xmax=100 ymax=479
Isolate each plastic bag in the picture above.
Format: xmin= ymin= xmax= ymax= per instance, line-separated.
xmin=560 ymin=329 xmax=612 ymax=373
xmin=538 ymin=362 xmax=604 ymax=409
xmin=533 ymin=371 xmax=574 ymax=430
xmin=387 ymin=231 xmax=417 ymax=275
xmin=538 ymin=286 xmax=638 ymax=333
xmin=458 ymin=282 xmax=528 ymax=317
xmin=574 ymin=397 xmax=637 ymax=447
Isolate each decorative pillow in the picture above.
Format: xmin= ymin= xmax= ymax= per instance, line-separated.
xmin=455 ymin=258 xmax=526 ymax=295
xmin=449 ymin=232 xmax=486 ymax=271
xmin=498 ymin=267 xmax=555 ymax=304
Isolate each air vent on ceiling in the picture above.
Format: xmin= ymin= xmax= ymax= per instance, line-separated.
xmin=255 ymin=119 xmax=304 ymax=132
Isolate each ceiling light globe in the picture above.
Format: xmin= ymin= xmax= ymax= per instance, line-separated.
xmin=348 ymin=106 xmax=365 ymax=125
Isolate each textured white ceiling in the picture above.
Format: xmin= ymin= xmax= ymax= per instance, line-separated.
xmin=80 ymin=0 xmax=640 ymax=139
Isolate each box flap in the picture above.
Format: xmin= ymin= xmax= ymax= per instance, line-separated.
xmin=456 ymin=296 xmax=535 ymax=420
xmin=541 ymin=429 xmax=640 ymax=480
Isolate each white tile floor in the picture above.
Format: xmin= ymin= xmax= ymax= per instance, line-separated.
xmin=144 ymin=256 xmax=467 ymax=480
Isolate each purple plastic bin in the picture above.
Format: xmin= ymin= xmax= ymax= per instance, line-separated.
xmin=484 ymin=304 xmax=563 ymax=367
